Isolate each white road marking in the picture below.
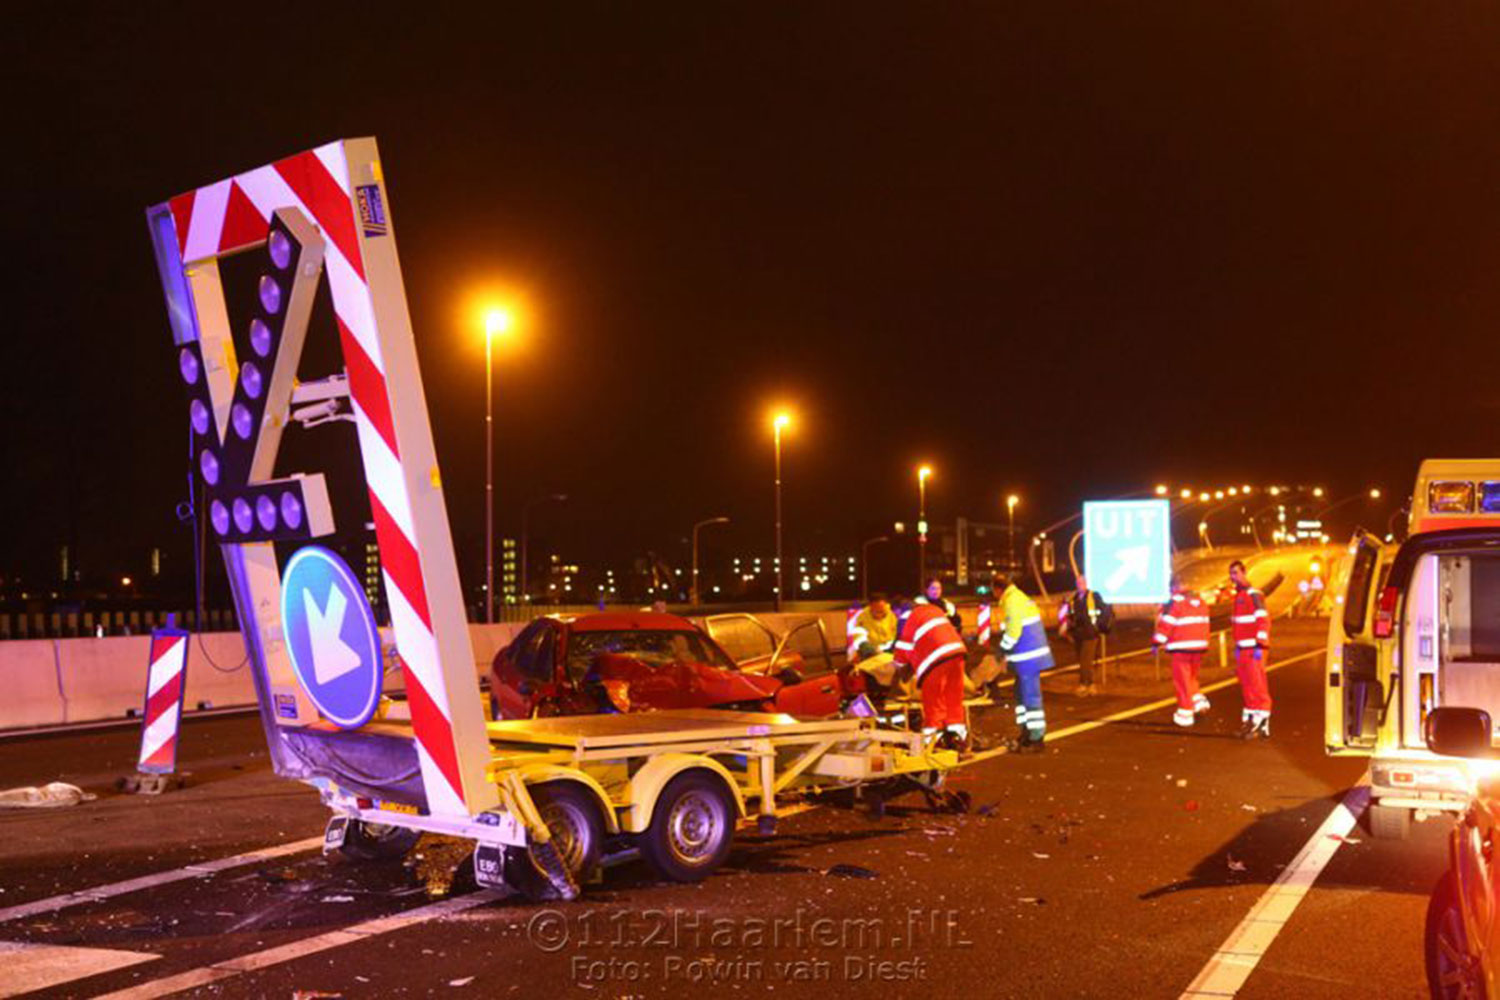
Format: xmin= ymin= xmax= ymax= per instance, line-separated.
xmin=0 ymin=836 xmax=324 ymax=925
xmin=1179 ymin=782 xmax=1371 ymax=999
xmin=0 ymin=941 xmax=160 ymax=998
xmin=968 ymin=647 xmax=1325 ymax=763
xmin=93 ymin=891 xmax=498 ymax=999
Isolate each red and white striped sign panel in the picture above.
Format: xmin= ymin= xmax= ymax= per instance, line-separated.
xmin=147 ymin=139 xmax=496 ymax=818
xmin=976 ymin=603 xmax=992 ymax=645
xmin=138 ymin=629 xmax=189 ymax=774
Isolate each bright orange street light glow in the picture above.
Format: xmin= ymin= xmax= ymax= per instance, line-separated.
xmin=1199 ymin=492 xmax=1211 ymax=502
xmin=918 ymin=465 xmax=933 ymax=482
xmin=1006 ymin=494 xmax=1020 ymax=510
xmin=1154 ymin=484 xmax=1168 ymax=496
xmin=1313 ymin=487 xmax=1325 ymax=498
xmin=484 ymin=308 xmax=514 ymax=340
xmin=1180 ymin=488 xmax=1192 ymax=500
xmin=1370 ymin=488 xmax=1382 ymax=499
xmin=1214 ymin=490 xmax=1225 ymax=500
xmin=1228 ymin=487 xmax=1238 ymax=496
xmin=771 ymin=411 xmax=793 ymax=433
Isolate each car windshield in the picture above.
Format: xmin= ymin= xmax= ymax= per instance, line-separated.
xmin=565 ymin=629 xmax=735 ymax=679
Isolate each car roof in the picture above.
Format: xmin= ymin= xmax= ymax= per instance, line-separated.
xmin=563 ymin=612 xmax=701 ymax=632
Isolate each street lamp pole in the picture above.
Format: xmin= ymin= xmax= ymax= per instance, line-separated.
xmin=773 ymin=414 xmax=790 ymax=612
xmin=484 ymin=318 xmax=494 ymax=624
xmin=1006 ymin=494 xmax=1020 ymax=573
xmin=917 ymin=466 xmax=932 ymax=587
xmin=861 ymin=535 xmax=890 ymax=602
xmin=691 ymin=516 xmax=730 ymax=606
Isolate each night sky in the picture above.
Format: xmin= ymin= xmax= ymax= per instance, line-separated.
xmin=5 ymin=5 xmax=1500 ymax=594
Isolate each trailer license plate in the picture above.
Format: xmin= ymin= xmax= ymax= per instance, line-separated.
xmin=474 ymin=844 xmax=507 ymax=890
xmin=377 ymin=800 xmax=420 ymax=815
xmin=323 ymin=815 xmax=349 ymax=853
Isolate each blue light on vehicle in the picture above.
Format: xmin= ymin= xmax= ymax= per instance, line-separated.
xmin=1481 ymin=482 xmax=1500 ymax=513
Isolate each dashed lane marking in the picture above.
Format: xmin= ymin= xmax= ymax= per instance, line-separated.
xmin=0 ymin=836 xmax=324 ymax=926
xmin=93 ymin=891 xmax=497 ymax=999
xmin=1179 ymin=782 xmax=1371 ymax=998
xmin=0 ymin=941 xmax=160 ymax=998
xmin=966 ymin=646 xmax=1325 ymax=764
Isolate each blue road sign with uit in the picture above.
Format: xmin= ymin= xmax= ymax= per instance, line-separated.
xmin=1082 ymin=499 xmax=1171 ymax=604
xmin=280 ymin=546 xmax=383 ymax=729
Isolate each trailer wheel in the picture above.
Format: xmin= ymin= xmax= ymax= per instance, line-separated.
xmin=1365 ymin=802 xmax=1412 ymax=841
xmin=639 ymin=772 xmax=735 ymax=883
xmin=339 ymin=820 xmax=419 ymax=862
xmin=509 ymin=783 xmax=604 ymax=901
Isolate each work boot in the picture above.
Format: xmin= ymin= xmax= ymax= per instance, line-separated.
xmin=1255 ymin=718 xmax=1271 ymax=740
xmin=1237 ymin=719 xmax=1257 ymax=741
xmin=1021 ymin=731 xmax=1046 ymax=754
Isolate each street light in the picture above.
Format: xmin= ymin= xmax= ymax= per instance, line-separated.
xmin=917 ymin=465 xmax=933 ymax=586
xmin=1154 ymin=484 xmax=1169 ymax=496
xmin=520 ymin=492 xmax=567 ymax=605
xmin=1006 ymin=494 xmax=1020 ymax=572
xmin=771 ymin=411 xmax=794 ymax=612
xmin=861 ymin=534 xmax=891 ymax=601
xmin=691 ymin=516 xmax=730 ymax=606
xmin=482 ymin=307 xmax=514 ymax=624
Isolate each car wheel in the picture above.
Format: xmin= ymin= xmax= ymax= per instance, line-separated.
xmin=1366 ymin=802 xmax=1412 ymax=840
xmin=508 ymin=783 xmax=604 ymax=901
xmin=339 ymin=820 xmax=420 ymax=862
xmin=639 ymin=772 xmax=735 ymax=883
xmin=1426 ymin=869 xmax=1487 ymax=1000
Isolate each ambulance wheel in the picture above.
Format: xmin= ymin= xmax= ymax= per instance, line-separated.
xmin=1366 ymin=802 xmax=1412 ymax=841
xmin=509 ymin=783 xmax=604 ymax=901
xmin=339 ymin=820 xmax=420 ymax=862
xmin=639 ymin=772 xmax=735 ymax=883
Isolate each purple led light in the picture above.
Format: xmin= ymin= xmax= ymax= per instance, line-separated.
xmin=268 ymin=229 xmax=293 ymax=269
xmin=240 ymin=362 xmax=263 ymax=400
xmin=232 ymin=402 xmax=254 ymax=440
xmin=256 ymin=495 xmax=277 ymax=531
xmin=259 ymin=275 xmax=282 ymax=314
xmin=232 ymin=497 xmax=253 ymax=534
xmin=179 ymin=348 xmax=200 ymax=385
xmin=199 ymin=449 xmax=220 ymax=486
xmin=249 ymin=318 xmax=273 ymax=357
xmin=189 ymin=399 xmax=210 ymax=436
xmin=280 ymin=491 xmax=303 ymax=530
xmin=210 ymin=500 xmax=230 ymax=536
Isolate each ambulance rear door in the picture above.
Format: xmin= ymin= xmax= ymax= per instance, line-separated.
xmin=1325 ymin=531 xmax=1387 ymax=754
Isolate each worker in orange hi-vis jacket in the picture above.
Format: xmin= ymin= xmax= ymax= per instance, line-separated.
xmin=891 ymin=595 xmax=969 ymax=753
xmin=1153 ymin=575 xmax=1212 ymax=727
xmin=1227 ymin=559 xmax=1273 ymax=739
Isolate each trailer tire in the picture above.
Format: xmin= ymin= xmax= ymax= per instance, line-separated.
xmin=639 ymin=772 xmax=735 ymax=883
xmin=509 ymin=783 xmax=604 ymax=901
xmin=1366 ymin=802 xmax=1411 ymax=840
xmin=339 ymin=820 xmax=419 ymax=862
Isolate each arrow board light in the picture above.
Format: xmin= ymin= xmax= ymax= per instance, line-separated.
xmin=280 ymin=546 xmax=383 ymax=729
xmin=1082 ymin=499 xmax=1171 ymax=604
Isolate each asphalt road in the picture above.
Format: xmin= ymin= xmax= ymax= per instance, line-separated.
xmin=0 ymin=558 xmax=1440 ymax=999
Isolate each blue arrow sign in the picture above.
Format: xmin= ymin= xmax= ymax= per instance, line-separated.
xmin=1082 ymin=499 xmax=1171 ymax=603
xmin=280 ymin=546 xmax=382 ymax=729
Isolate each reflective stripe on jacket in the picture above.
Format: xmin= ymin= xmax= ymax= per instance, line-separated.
xmin=997 ymin=584 xmax=1055 ymax=671
xmin=1154 ymin=589 xmax=1210 ymax=651
xmin=1230 ymin=585 xmax=1270 ymax=649
xmin=893 ymin=603 xmax=967 ymax=683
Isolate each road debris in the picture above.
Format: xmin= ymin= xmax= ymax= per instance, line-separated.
xmin=1227 ymin=855 xmax=1247 ymax=873
xmin=825 ymin=864 xmax=879 ymax=879
xmin=0 ymin=782 xmax=94 ymax=808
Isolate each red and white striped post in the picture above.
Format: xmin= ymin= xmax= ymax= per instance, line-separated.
xmin=845 ymin=604 xmax=863 ymax=660
xmin=976 ymin=602 xmax=992 ymax=646
xmin=129 ymin=621 xmax=189 ymax=794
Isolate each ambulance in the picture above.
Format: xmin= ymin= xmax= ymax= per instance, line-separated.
xmin=1326 ymin=459 xmax=1500 ymax=838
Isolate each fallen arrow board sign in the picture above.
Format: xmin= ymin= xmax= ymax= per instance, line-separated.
xmin=281 ymin=546 xmax=383 ymax=729
xmin=1082 ymin=499 xmax=1171 ymax=603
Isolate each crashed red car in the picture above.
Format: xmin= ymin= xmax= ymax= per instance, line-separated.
xmin=488 ymin=612 xmax=863 ymax=721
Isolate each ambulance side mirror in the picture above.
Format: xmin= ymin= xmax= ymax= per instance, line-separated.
xmin=1425 ymin=707 xmax=1497 ymax=759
